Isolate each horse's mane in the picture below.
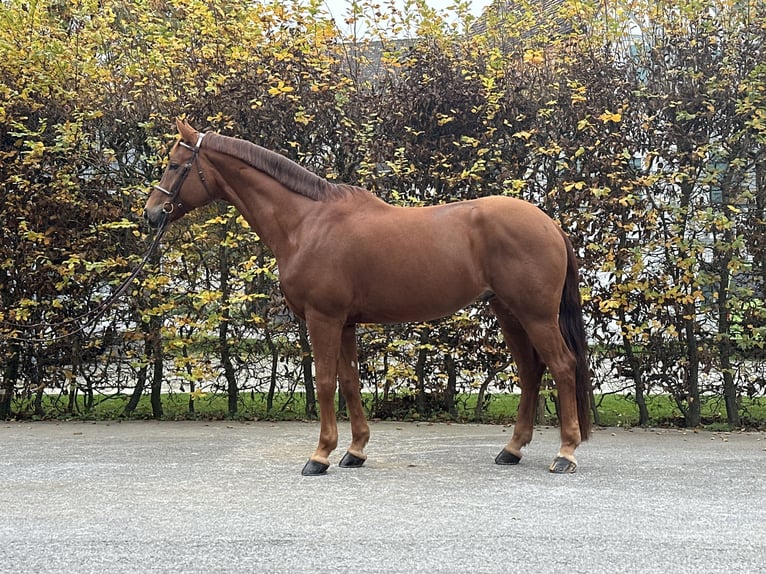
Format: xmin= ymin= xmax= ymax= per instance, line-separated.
xmin=203 ymin=132 xmax=354 ymax=201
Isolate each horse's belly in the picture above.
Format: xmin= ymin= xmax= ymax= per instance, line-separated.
xmin=353 ymin=300 xmax=477 ymax=324
xmin=351 ymin=262 xmax=486 ymax=324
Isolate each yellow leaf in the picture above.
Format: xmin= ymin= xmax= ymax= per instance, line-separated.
xmin=268 ymin=80 xmax=294 ymax=96
xmin=523 ymin=49 xmax=544 ymax=65
xmin=563 ymin=181 xmax=586 ymax=192
xmin=294 ymin=110 xmax=314 ymax=126
xmin=598 ymin=110 xmax=622 ymax=123
xmin=571 ymin=93 xmax=587 ymax=104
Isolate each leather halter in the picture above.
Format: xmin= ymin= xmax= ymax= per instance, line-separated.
xmin=153 ymin=132 xmax=211 ymax=216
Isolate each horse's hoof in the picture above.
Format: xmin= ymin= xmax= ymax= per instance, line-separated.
xmin=338 ymin=451 xmax=366 ymax=468
xmin=302 ymin=459 xmax=330 ymax=476
xmin=494 ymin=448 xmax=522 ymax=465
xmin=549 ymin=456 xmax=577 ymax=474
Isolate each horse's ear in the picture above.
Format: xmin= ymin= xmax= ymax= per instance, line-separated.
xmin=175 ymin=117 xmax=197 ymax=143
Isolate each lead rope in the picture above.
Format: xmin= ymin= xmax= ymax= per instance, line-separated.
xmin=1 ymin=214 xmax=170 ymax=345
xmin=2 ymin=133 xmax=205 ymax=345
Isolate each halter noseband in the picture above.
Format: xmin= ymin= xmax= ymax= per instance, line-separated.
xmin=153 ymin=132 xmax=210 ymax=215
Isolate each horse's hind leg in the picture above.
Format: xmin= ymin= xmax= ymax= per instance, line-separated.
xmin=490 ymin=298 xmax=546 ymax=466
xmin=520 ymin=319 xmax=581 ymax=473
xmin=337 ymin=324 xmax=370 ymax=468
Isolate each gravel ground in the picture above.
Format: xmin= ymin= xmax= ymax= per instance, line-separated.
xmin=2 ymin=420 xmax=765 ymax=573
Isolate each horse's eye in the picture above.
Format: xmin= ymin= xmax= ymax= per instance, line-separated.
xmin=169 ymin=163 xmax=179 ymax=171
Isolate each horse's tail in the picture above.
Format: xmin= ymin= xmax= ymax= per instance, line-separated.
xmin=558 ymin=230 xmax=592 ymax=441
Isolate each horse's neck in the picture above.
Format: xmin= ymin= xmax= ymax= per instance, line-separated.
xmin=217 ymin=161 xmax=313 ymax=261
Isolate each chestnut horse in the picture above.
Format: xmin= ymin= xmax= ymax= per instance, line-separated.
xmin=144 ymin=120 xmax=591 ymax=475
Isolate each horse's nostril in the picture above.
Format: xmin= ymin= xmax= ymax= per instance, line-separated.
xmin=143 ymin=208 xmax=160 ymax=229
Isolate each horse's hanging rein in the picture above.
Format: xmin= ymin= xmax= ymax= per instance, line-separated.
xmin=1 ymin=134 xmax=207 ymax=345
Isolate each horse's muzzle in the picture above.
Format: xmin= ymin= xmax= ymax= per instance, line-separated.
xmin=143 ymin=207 xmax=164 ymax=229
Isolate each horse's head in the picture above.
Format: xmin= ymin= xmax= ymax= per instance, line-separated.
xmin=143 ymin=119 xmax=216 ymax=228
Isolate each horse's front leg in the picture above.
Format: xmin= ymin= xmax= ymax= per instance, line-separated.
xmin=337 ymin=324 xmax=370 ymax=468
xmin=301 ymin=313 xmax=343 ymax=476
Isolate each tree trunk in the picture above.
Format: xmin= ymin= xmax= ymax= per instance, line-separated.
xmin=443 ymin=353 xmax=457 ymax=418
xmin=125 ymin=310 xmax=154 ymax=416
xmin=125 ymin=360 xmax=147 ymax=415
xmin=32 ymin=356 xmax=45 ymax=417
xmin=219 ymin=308 xmax=238 ymax=416
xmin=182 ymin=344 xmax=195 ymax=415
xmin=0 ymin=347 xmax=17 ymax=419
xmin=683 ymin=311 xmax=701 ymax=428
xmin=634 ymin=376 xmax=649 ymax=427
xmin=721 ymin=353 xmax=739 ymax=427
xmin=34 ymin=385 xmax=45 ymax=418
xmin=66 ymin=380 xmax=77 ymax=414
xmin=298 ymin=322 xmax=316 ymax=418
xmin=218 ymin=244 xmax=238 ymax=417
xmin=756 ymin=162 xmax=766 ymax=296
xmin=127 ymin=249 xmax=164 ymax=418
xmin=74 ymin=338 xmax=95 ymax=414
xmin=536 ymin=377 xmax=556 ymax=425
xmin=623 ymin=338 xmax=649 ymax=426
xmin=474 ymin=370 xmax=496 ymax=421
xmin=265 ymin=328 xmax=278 ymax=413
xmin=150 ymin=322 xmax=163 ymax=419
xmin=415 ymin=326 xmax=431 ymax=416
xmin=587 ymin=385 xmax=601 ymax=428
xmin=717 ymin=249 xmax=740 ymax=427
xmin=535 ymin=392 xmax=547 ymax=425
xmin=382 ymin=348 xmax=390 ymax=403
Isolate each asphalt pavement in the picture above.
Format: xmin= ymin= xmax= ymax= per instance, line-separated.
xmin=2 ymin=420 xmax=765 ymax=573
